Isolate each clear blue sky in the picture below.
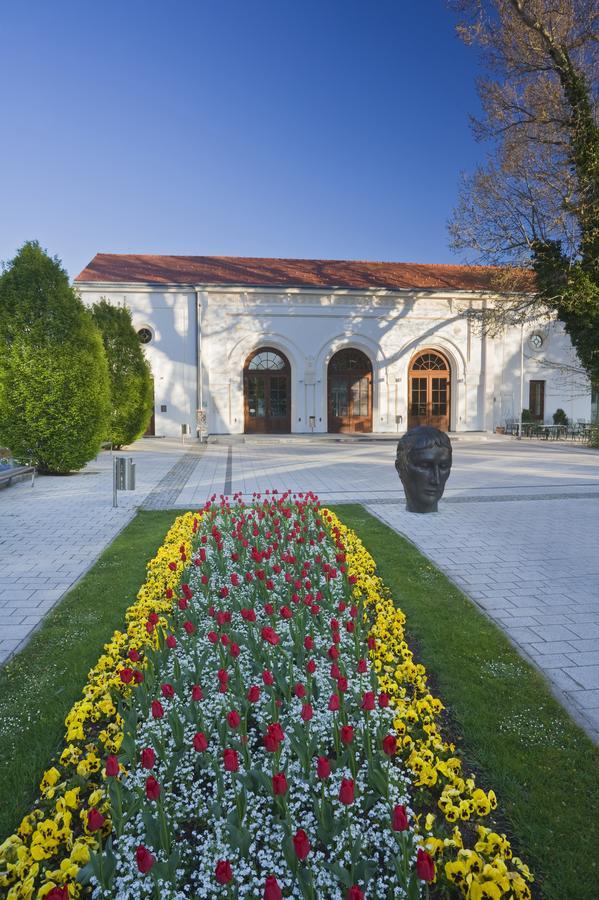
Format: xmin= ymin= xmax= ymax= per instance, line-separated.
xmin=0 ymin=0 xmax=484 ymax=279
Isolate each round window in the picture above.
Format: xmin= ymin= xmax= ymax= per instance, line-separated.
xmin=137 ymin=327 xmax=153 ymax=344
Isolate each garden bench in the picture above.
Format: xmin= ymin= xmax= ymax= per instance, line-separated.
xmin=0 ymin=465 xmax=35 ymax=489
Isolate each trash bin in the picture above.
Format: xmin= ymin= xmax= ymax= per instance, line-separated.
xmin=115 ymin=457 xmax=135 ymax=491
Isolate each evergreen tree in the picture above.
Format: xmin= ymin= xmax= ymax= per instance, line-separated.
xmin=0 ymin=242 xmax=109 ymax=474
xmin=90 ymin=299 xmax=153 ymax=448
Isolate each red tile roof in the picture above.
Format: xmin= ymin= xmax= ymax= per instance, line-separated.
xmin=75 ymin=254 xmax=535 ymax=293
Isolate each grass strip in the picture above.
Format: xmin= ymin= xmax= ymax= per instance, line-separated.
xmin=330 ymin=503 xmax=599 ymax=900
xmin=0 ymin=509 xmax=182 ymax=842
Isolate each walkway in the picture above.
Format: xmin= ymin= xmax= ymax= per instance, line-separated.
xmin=1 ymin=435 xmax=598 ymax=740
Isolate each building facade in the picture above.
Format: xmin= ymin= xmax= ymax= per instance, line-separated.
xmin=75 ymin=255 xmax=592 ymax=437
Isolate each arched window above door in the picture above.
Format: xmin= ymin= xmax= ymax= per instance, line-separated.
xmin=411 ymin=352 xmax=447 ymax=371
xmin=247 ymin=350 xmax=287 ymax=371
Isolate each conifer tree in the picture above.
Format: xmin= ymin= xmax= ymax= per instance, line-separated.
xmin=90 ymin=299 xmax=153 ymax=448
xmin=0 ymin=242 xmax=109 ymax=473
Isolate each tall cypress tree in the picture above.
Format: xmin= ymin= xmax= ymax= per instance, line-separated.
xmin=0 ymin=242 xmax=109 ymax=473
xmin=90 ymin=299 xmax=153 ymax=448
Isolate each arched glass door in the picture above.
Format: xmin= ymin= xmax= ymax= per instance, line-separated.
xmin=244 ymin=348 xmax=291 ymax=434
xmin=408 ymin=350 xmax=451 ymax=431
xmin=327 ymin=349 xmax=373 ymax=433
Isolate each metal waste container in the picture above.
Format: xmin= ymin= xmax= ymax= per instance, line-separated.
xmin=115 ymin=457 xmax=136 ymax=491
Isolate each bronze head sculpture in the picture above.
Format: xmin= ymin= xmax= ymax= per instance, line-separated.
xmin=395 ymin=426 xmax=452 ymax=513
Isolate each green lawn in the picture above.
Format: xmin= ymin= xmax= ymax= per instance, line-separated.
xmin=0 ymin=509 xmax=182 ymax=841
xmin=1 ymin=504 xmax=597 ymax=900
xmin=330 ymin=504 xmax=599 ymax=900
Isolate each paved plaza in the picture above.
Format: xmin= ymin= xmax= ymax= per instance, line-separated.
xmin=1 ymin=435 xmax=598 ymax=740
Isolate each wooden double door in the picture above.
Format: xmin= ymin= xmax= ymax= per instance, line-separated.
xmin=408 ymin=351 xmax=451 ymax=431
xmin=244 ymin=348 xmax=291 ymax=434
xmin=328 ymin=349 xmax=373 ymax=434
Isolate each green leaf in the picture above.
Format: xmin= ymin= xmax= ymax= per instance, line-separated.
xmin=142 ymin=810 xmax=162 ymax=848
xmin=297 ymin=865 xmax=316 ymax=899
xmin=326 ymin=861 xmax=352 ymax=887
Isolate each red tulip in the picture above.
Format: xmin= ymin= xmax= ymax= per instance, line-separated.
xmin=151 ymin=700 xmax=164 ymax=719
xmin=294 ymin=682 xmax=306 ymax=698
xmin=44 ymin=889 xmax=69 ymax=900
xmin=264 ymin=874 xmax=282 ymax=900
xmin=378 ymin=692 xmax=390 ymax=708
xmin=301 ymin=702 xmax=313 ymax=722
xmin=145 ymin=775 xmax=160 ymax=801
xmin=192 ymin=684 xmax=204 ymax=701
xmin=306 ymin=659 xmax=316 ymax=674
xmin=161 ymin=683 xmax=174 ymax=699
xmin=166 ymin=634 xmax=177 ymax=649
xmin=292 ymin=827 xmax=310 ymax=860
xmin=416 ymin=849 xmax=435 ymax=882
xmin=223 ymin=749 xmax=239 ymax=772
xmin=227 ymin=710 xmax=241 ymax=729
xmin=392 ymin=804 xmax=409 ymax=831
xmin=357 ymin=658 xmax=367 ymax=673
xmin=247 ymin=685 xmax=261 ymax=702
xmin=87 ymin=808 xmax=105 ymax=831
xmin=304 ymin=635 xmax=314 ymax=650
xmin=382 ymin=734 xmax=397 ymax=756
xmin=141 ymin=747 xmax=155 ymax=769
xmin=272 ymin=772 xmax=288 ymax=795
xmin=361 ymin=691 xmax=375 ymax=711
xmin=339 ymin=778 xmax=355 ymax=805
xmin=105 ymin=755 xmax=119 ymax=777
xmin=119 ymin=668 xmax=134 ymax=684
xmin=193 ymin=732 xmax=208 ymax=752
xmin=215 ymin=860 xmax=233 ymax=885
xmin=328 ymin=694 xmax=340 ymax=712
xmin=316 ymin=756 xmax=331 ymax=779
xmin=136 ymin=845 xmax=156 ymax=873
xmin=261 ymin=626 xmax=280 ymax=645
xmin=340 ymin=725 xmax=354 ymax=744
xmin=183 ymin=620 xmax=195 ymax=634
xmin=262 ymin=670 xmax=274 ymax=686
xmin=347 ymin=887 xmax=364 ymax=900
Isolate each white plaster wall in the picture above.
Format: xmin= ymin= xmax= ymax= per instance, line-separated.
xmin=200 ymin=289 xmax=489 ymax=434
xmin=496 ymin=320 xmax=591 ymax=426
xmin=77 ymin=287 xmax=198 ymax=437
xmin=77 ymin=282 xmax=590 ymax=436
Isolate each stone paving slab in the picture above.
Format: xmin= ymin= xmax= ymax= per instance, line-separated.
xmin=0 ymin=440 xmax=186 ymax=665
xmin=367 ymin=495 xmax=599 ymax=743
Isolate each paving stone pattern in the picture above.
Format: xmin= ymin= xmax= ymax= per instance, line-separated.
xmin=141 ymin=446 xmax=205 ymax=510
xmin=0 ymin=443 xmax=184 ymax=665
xmin=368 ymin=496 xmax=599 ymax=742
xmin=1 ymin=435 xmax=598 ymax=744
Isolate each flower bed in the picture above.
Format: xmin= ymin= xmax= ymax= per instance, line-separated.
xmin=0 ymin=494 xmax=533 ymax=899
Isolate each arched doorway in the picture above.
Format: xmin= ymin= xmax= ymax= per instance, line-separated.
xmin=408 ymin=350 xmax=451 ymax=431
xmin=327 ymin=348 xmax=373 ymax=433
xmin=244 ymin=348 xmax=291 ymax=434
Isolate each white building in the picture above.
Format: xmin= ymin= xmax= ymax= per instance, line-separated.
xmin=75 ymin=254 xmax=592 ymax=437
